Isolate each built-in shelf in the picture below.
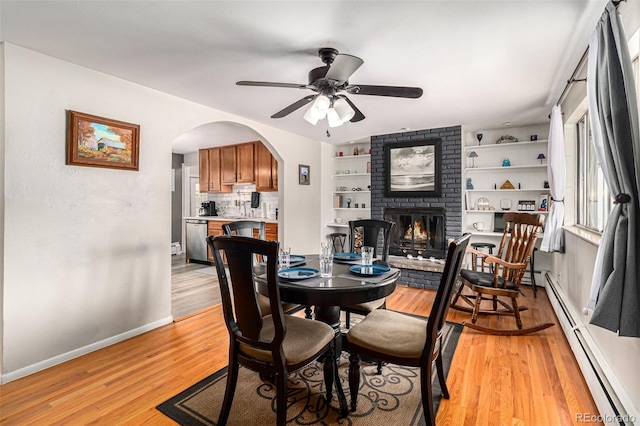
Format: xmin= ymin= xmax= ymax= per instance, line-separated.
xmin=326 ymin=223 xmax=349 ymax=228
xmin=464 ymin=140 xmax=548 ymax=152
xmin=333 ymin=173 xmax=371 ymax=177
xmin=465 ymin=165 xmax=546 ymax=172
xmin=333 ymin=190 xmax=371 ymax=194
xmin=466 ymin=189 xmax=550 ymax=192
xmin=463 ymin=125 xmax=550 ymax=238
xmin=329 ymin=144 xmax=372 ymax=229
xmin=465 ymin=209 xmax=549 ymax=214
xmin=332 ymin=154 xmax=371 ymax=159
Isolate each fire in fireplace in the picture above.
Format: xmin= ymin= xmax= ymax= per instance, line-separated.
xmin=384 ymin=207 xmax=446 ymax=258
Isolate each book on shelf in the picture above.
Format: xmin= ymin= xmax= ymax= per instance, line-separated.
xmin=334 ymin=194 xmax=343 ymax=208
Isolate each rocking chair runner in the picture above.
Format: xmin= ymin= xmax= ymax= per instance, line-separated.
xmin=451 ymin=213 xmax=554 ymax=335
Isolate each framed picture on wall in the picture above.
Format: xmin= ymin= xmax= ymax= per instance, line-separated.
xmin=384 ymin=138 xmax=442 ymax=197
xmin=66 ymin=110 xmax=140 ymax=171
xmin=299 ymin=164 xmax=310 ymax=185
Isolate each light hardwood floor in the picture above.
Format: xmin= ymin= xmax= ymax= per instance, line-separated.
xmin=171 ymin=254 xmax=220 ymax=318
xmin=0 ymin=283 xmax=601 ymax=425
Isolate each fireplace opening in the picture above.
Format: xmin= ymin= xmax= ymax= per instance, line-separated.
xmin=384 ymin=207 xmax=446 ymax=258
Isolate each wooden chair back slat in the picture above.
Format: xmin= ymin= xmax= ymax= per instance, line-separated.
xmin=207 ymin=235 xmax=283 ymax=349
xmin=497 ymin=213 xmax=543 ymax=289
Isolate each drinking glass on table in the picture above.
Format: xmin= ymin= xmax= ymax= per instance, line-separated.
xmin=361 ymin=246 xmax=374 ymax=265
xmin=319 ymin=240 xmax=334 ymax=277
xmin=321 ymin=240 xmax=333 ymax=257
xmin=279 ymin=246 xmax=291 ymax=269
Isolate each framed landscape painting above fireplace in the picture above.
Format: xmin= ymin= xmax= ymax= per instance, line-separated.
xmin=384 ymin=138 xmax=442 ymax=197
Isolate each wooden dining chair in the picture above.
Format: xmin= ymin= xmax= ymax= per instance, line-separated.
xmin=450 ymin=213 xmax=554 ymax=335
xmin=347 ymin=233 xmax=471 ymax=425
xmin=327 ymin=232 xmax=347 ymax=253
xmin=222 ymin=220 xmax=301 ymax=316
xmin=207 ymin=235 xmax=347 ymax=425
xmin=342 ymin=219 xmax=395 ymax=330
xmin=222 ymin=220 xmax=266 ymax=239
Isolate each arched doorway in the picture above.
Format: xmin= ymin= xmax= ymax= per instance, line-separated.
xmin=170 ymin=121 xmax=281 ymax=318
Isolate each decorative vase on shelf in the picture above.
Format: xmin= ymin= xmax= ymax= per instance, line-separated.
xmin=466 ymin=178 xmax=474 ymax=189
xmin=502 ymin=158 xmax=511 ymax=167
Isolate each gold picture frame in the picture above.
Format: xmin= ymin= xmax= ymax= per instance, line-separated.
xmin=66 ymin=110 xmax=140 ymax=171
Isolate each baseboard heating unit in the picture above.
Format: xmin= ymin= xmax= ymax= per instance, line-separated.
xmin=544 ymin=273 xmax=638 ymax=426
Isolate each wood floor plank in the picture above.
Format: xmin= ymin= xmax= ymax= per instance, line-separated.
xmin=0 ymin=280 xmax=601 ymax=425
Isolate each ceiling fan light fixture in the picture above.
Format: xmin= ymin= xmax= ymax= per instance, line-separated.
xmin=303 ymin=107 xmax=319 ymax=125
xmin=333 ymin=98 xmax=355 ymax=122
xmin=327 ymin=107 xmax=343 ymax=127
xmin=309 ymin=95 xmax=330 ymax=119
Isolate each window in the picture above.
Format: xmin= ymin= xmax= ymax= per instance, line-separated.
xmin=576 ymin=113 xmax=612 ymax=232
xmin=574 ymin=28 xmax=639 ymax=233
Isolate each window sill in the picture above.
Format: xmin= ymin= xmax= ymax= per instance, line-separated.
xmin=562 ymin=225 xmax=602 ymax=247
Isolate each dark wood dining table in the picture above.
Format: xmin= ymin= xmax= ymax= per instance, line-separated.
xmin=255 ymin=255 xmax=400 ymax=416
xmin=255 ymin=255 xmax=400 ymax=331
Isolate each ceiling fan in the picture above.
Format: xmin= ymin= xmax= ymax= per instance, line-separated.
xmin=236 ymin=47 xmax=423 ymax=128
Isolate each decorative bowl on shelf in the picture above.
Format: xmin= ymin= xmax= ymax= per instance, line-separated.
xmin=475 ymin=197 xmax=490 ymax=211
xmin=496 ymin=135 xmax=519 ymax=144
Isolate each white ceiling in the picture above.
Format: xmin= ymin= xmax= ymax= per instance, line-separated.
xmin=0 ymin=0 xmax=608 ymax=152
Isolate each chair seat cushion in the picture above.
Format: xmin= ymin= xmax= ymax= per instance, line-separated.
xmin=240 ymin=315 xmax=334 ymax=366
xmin=460 ymin=269 xmax=516 ymax=290
xmin=347 ymin=309 xmax=429 ymax=359
xmin=258 ymin=293 xmax=300 ymax=316
xmin=342 ymin=298 xmax=386 ymax=314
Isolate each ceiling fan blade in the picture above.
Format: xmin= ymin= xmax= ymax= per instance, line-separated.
xmin=325 ymin=54 xmax=364 ymax=84
xmin=338 ymin=95 xmax=366 ymax=122
xmin=271 ymin=95 xmax=316 ymax=118
xmin=237 ymin=81 xmax=308 ymax=89
xmin=346 ymin=84 xmax=423 ymax=98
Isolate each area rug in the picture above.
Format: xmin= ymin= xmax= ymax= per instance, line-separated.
xmin=157 ymin=320 xmax=462 ymax=425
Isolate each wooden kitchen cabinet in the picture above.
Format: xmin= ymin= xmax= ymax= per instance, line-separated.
xmin=198 ymin=149 xmax=210 ymax=192
xmin=207 ymin=221 xmax=225 ymax=263
xmin=201 ymin=141 xmax=268 ymax=190
xmin=220 ymin=142 xmax=255 ymax=184
xmin=265 ymin=223 xmax=278 ymax=241
xmin=236 ymin=142 xmax=255 ymax=183
xmin=206 ymin=220 xmax=278 ymax=263
xmin=255 ymin=142 xmax=278 ymax=192
xmin=220 ymin=145 xmax=237 ymax=184
xmin=207 ymin=147 xmax=223 ymax=192
xmin=199 ymin=148 xmax=229 ymax=193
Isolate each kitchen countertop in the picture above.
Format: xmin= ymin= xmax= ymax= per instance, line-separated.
xmin=184 ymin=216 xmax=278 ymax=224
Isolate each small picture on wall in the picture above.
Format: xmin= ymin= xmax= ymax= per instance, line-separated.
xmin=299 ymin=164 xmax=310 ymax=185
xmin=66 ymin=110 xmax=140 ymax=171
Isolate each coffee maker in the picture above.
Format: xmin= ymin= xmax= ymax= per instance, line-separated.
xmin=199 ymin=201 xmax=217 ymax=216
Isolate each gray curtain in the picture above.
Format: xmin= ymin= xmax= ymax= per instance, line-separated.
xmin=586 ymin=1 xmax=640 ymax=337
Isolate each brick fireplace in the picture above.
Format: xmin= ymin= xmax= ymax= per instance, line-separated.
xmin=371 ymin=126 xmax=462 ymax=290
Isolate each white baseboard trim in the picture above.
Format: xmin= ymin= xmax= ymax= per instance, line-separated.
xmin=1 ymin=315 xmax=174 ymax=384
xmin=544 ymin=273 xmax=638 ymax=426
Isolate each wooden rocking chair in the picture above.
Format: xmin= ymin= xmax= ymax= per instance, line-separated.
xmin=450 ymin=213 xmax=554 ymax=335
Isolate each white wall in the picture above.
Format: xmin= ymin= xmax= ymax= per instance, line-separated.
xmin=1 ymin=43 xmax=323 ymax=382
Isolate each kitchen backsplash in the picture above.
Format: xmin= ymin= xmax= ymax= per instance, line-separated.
xmin=205 ymin=183 xmax=278 ymax=218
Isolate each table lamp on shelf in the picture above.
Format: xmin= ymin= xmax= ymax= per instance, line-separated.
xmin=468 ymin=151 xmax=478 ymax=168
xmin=537 ymin=153 xmax=546 ymax=164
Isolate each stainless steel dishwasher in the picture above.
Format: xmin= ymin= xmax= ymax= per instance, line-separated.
xmin=185 ymin=219 xmax=208 ymax=263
